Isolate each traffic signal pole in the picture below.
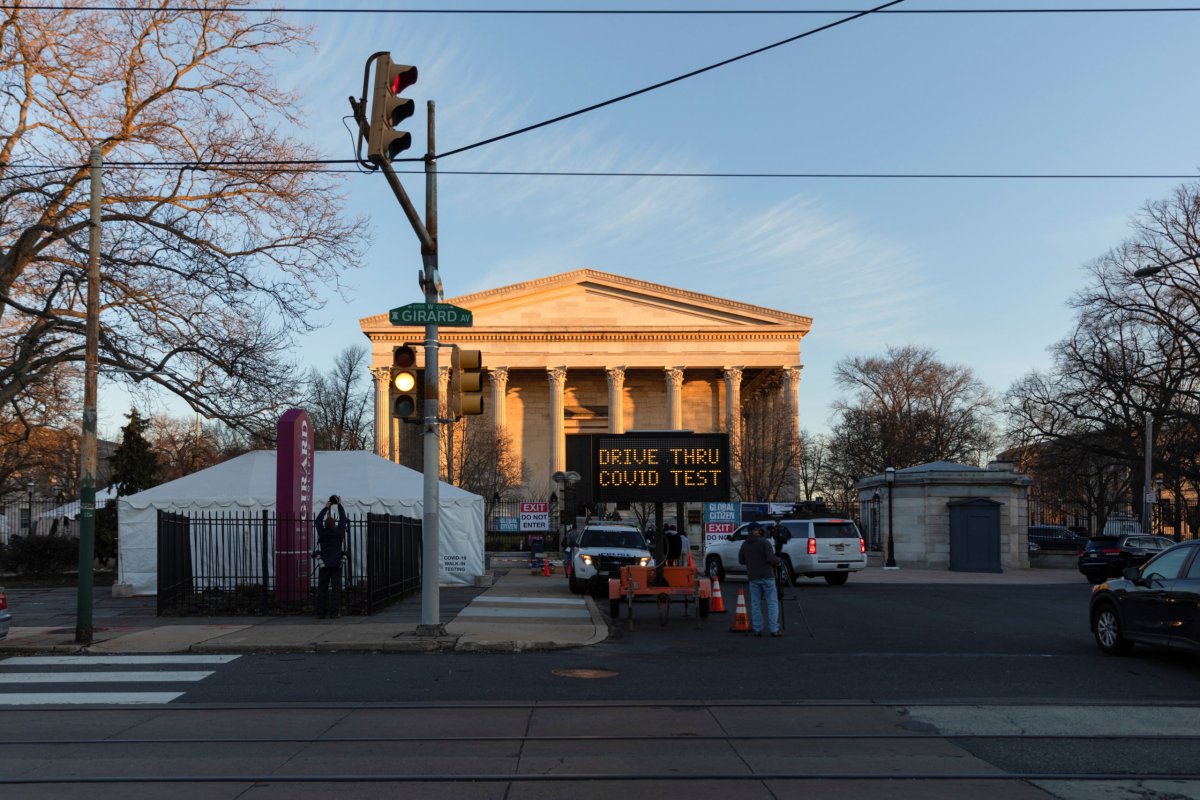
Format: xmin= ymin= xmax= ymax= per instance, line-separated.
xmin=417 ymin=100 xmax=444 ymax=636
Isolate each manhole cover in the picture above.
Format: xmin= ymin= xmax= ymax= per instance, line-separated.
xmin=552 ymin=668 xmax=619 ymax=679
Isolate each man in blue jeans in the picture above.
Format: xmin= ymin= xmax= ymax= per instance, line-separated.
xmin=738 ymin=522 xmax=781 ymax=637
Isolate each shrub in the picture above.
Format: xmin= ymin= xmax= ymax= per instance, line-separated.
xmin=0 ymin=534 xmax=81 ymax=575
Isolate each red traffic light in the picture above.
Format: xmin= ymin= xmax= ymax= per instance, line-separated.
xmin=389 ymin=65 xmax=418 ymax=95
xmin=393 ymin=345 xmax=417 ymax=368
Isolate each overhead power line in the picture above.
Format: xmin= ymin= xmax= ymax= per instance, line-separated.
xmin=6 ymin=5 xmax=1200 ymax=14
xmin=435 ymin=0 xmax=907 ymax=159
xmin=3 ymin=162 xmax=1197 ymax=180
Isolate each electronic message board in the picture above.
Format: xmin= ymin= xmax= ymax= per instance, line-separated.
xmin=592 ymin=432 xmax=730 ymax=503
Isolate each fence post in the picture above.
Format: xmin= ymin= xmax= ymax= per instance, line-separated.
xmin=261 ymin=509 xmax=270 ymax=614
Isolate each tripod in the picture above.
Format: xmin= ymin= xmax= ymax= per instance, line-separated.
xmin=774 ymin=559 xmax=814 ymax=637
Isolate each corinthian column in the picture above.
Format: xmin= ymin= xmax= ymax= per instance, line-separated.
xmin=372 ymin=366 xmax=392 ymax=460
xmin=664 ymin=367 xmax=684 ymax=430
xmin=547 ymin=366 xmax=567 ymax=476
xmin=605 ymin=366 xmax=626 ymax=433
xmin=781 ymin=366 xmax=802 ymax=443
xmin=489 ymin=367 xmax=509 ymax=431
xmin=723 ymin=366 xmax=744 ymax=446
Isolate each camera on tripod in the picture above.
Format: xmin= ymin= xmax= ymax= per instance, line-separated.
xmin=769 ymin=524 xmax=791 ymax=556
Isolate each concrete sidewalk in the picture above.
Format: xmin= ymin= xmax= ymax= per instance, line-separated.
xmin=0 ymin=561 xmax=1083 ymax=656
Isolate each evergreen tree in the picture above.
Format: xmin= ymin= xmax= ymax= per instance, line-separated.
xmin=108 ymin=408 xmax=160 ymax=497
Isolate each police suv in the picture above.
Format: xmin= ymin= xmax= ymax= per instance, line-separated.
xmin=567 ymin=524 xmax=653 ymax=595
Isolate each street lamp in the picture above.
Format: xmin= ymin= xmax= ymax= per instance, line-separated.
xmin=883 ymin=466 xmax=898 ymax=570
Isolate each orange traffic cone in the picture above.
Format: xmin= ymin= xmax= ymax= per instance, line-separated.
xmin=711 ymin=578 xmax=727 ymax=613
xmin=730 ymin=589 xmax=750 ymax=632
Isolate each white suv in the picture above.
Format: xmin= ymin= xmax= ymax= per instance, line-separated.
xmin=567 ymin=525 xmax=652 ymax=595
xmin=704 ymin=517 xmax=866 ymax=586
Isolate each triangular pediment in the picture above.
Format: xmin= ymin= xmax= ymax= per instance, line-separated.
xmin=361 ymin=269 xmax=811 ymax=331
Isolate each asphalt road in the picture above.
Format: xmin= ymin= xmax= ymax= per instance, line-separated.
xmin=7 ymin=581 xmax=1192 ymax=705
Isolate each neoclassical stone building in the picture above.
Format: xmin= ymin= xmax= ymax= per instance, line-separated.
xmin=359 ymin=270 xmax=812 ymax=500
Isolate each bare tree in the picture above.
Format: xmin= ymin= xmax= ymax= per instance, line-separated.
xmin=446 ymin=418 xmax=522 ymax=502
xmin=1004 ymin=181 xmax=1200 ymax=521
xmin=733 ymin=380 xmax=800 ymax=502
xmin=797 ymin=429 xmax=829 ymax=501
xmin=829 ymin=344 xmax=997 ymax=479
xmin=147 ymin=414 xmax=224 ymax=482
xmin=0 ymin=3 xmax=366 ymax=434
xmin=306 ymin=346 xmax=372 ymax=451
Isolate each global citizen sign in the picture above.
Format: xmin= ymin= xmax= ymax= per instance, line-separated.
xmin=276 ymin=409 xmax=314 ymax=601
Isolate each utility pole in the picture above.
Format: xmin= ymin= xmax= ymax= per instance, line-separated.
xmin=76 ymin=145 xmax=101 ymax=645
xmin=418 ymin=100 xmax=444 ymax=636
xmin=1142 ymin=413 xmax=1153 ymax=534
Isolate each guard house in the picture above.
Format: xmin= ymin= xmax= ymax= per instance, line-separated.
xmin=856 ymin=461 xmax=1034 ymax=572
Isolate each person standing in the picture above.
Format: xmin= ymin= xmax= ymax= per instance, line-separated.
xmin=738 ymin=522 xmax=781 ymax=637
xmin=313 ymin=495 xmax=348 ymax=619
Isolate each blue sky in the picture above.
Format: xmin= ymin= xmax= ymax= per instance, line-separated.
xmin=100 ymin=1 xmax=1200 ymax=442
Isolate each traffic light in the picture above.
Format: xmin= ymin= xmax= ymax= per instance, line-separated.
xmin=392 ymin=345 xmax=420 ymax=420
xmin=367 ymin=54 xmax=418 ymax=165
xmin=450 ymin=346 xmax=484 ymax=417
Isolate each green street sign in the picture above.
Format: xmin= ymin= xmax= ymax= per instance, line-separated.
xmin=389 ymin=303 xmax=473 ymax=327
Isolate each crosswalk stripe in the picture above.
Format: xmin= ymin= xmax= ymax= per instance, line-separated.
xmin=2 ymin=655 xmax=240 ymax=666
xmin=4 ymin=671 xmax=213 ymax=683
xmin=0 ymin=692 xmax=183 ymax=706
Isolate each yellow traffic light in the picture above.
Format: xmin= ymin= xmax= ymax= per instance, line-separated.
xmin=392 ymin=345 xmax=419 ymax=419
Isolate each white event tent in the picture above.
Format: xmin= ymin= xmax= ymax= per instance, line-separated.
xmin=115 ymin=450 xmax=484 ymax=595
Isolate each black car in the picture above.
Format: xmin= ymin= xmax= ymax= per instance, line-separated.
xmin=1077 ymin=534 xmax=1177 ymax=584
xmin=1027 ymin=525 xmax=1088 ymax=552
xmin=1089 ymin=540 xmax=1200 ymax=656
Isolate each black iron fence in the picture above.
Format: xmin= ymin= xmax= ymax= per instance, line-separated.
xmin=156 ymin=510 xmax=421 ymax=617
xmin=0 ymin=499 xmax=90 ymax=544
xmin=1027 ymin=492 xmax=1199 ymax=541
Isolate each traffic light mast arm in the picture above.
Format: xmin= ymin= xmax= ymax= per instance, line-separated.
xmin=382 ymin=163 xmax=434 ymax=253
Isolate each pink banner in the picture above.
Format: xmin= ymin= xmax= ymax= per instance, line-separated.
xmin=275 ymin=409 xmax=314 ymax=601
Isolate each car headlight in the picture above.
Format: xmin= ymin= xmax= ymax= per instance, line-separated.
xmin=580 ymin=554 xmax=593 ymax=566
xmin=639 ymin=557 xmax=651 ymax=567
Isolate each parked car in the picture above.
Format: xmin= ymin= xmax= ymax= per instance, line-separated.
xmin=0 ymin=587 xmax=11 ymax=640
xmin=704 ymin=517 xmax=866 ymax=586
xmin=1078 ymin=534 xmax=1178 ymax=584
xmin=567 ymin=524 xmax=652 ymax=595
xmin=1027 ymin=525 xmax=1088 ymax=552
xmin=1089 ymin=540 xmax=1200 ymax=656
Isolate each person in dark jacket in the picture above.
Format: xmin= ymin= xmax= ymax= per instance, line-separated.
xmin=738 ymin=522 xmax=781 ymax=636
xmin=312 ymin=495 xmax=348 ymax=619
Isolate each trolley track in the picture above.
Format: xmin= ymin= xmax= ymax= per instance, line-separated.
xmin=3 ymin=700 xmax=1199 ymax=794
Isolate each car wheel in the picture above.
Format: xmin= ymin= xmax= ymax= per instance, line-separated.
xmin=823 ymin=572 xmax=849 ymax=586
xmin=568 ymin=571 xmax=584 ymax=594
xmin=705 ymin=556 xmax=725 ymax=582
xmin=780 ymin=556 xmax=798 ymax=586
xmin=1093 ymin=603 xmax=1134 ymax=656
xmin=609 ymin=599 xmax=621 ymax=619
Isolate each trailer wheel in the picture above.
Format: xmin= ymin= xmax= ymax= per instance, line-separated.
xmin=609 ymin=599 xmax=621 ymax=619
xmin=698 ymin=596 xmax=710 ymax=618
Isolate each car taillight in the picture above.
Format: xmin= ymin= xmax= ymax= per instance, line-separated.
xmin=1102 ymin=548 xmax=1121 ymax=555
xmin=0 ymin=591 xmax=6 ymax=611
xmin=859 ymin=539 xmax=866 ymax=554
xmin=807 ymin=537 xmax=816 ymax=555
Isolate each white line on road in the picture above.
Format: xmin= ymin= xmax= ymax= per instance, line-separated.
xmin=2 ymin=655 xmax=240 ymax=666
xmin=3 ymin=671 xmax=214 ymax=683
xmin=0 ymin=692 xmax=184 ymax=706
